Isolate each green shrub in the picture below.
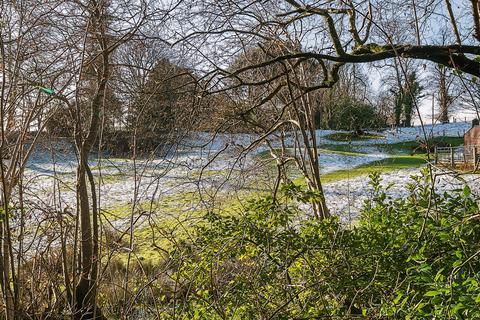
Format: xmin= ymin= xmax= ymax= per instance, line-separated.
xmin=327 ymin=99 xmax=387 ymax=133
xmin=171 ymin=169 xmax=480 ymax=319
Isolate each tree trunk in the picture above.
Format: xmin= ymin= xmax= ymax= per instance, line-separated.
xmin=73 ymin=11 xmax=109 ymax=317
xmin=438 ymin=69 xmax=450 ymax=123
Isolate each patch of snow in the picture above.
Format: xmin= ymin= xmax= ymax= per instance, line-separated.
xmin=324 ymin=167 xmax=480 ymax=223
xmin=320 ymin=152 xmax=386 ymax=173
xmin=317 ymin=122 xmax=471 ymax=145
xmin=18 ymin=123 xmax=476 ymax=227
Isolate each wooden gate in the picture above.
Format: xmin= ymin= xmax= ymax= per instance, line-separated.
xmin=434 ymin=145 xmax=479 ymax=167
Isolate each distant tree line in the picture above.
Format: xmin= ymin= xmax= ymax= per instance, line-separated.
xmin=42 ymin=49 xmax=472 ymax=152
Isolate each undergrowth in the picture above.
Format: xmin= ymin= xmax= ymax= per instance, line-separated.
xmin=167 ymin=168 xmax=480 ymax=319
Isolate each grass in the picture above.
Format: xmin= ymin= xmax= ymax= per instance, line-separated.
xmin=317 ymin=143 xmax=362 ymax=154
xmin=101 ymin=191 xmax=205 ymax=264
xmin=375 ymin=140 xmax=421 ymax=154
xmin=320 ymin=154 xmax=427 ymax=183
xmin=99 ymin=153 xmax=431 ymax=271
xmin=189 ymin=168 xmax=230 ymax=178
xmin=320 ymin=136 xmax=464 ymax=156
xmin=101 ymin=188 xmax=261 ymax=265
xmin=257 ymin=143 xmax=430 ymax=186
xmin=375 ymin=136 xmax=464 ymax=155
xmin=318 ymin=148 xmax=366 ymax=156
xmin=98 ymin=173 xmax=126 ymax=184
xmin=257 ymin=147 xmax=366 ymax=160
xmin=324 ymin=132 xmax=385 ymax=141
xmin=100 ymin=137 xmax=451 ymax=266
xmin=430 ymin=136 xmax=464 ymax=147
xmin=256 ymin=148 xmax=294 ymax=159
xmin=101 ymin=203 xmax=137 ymax=220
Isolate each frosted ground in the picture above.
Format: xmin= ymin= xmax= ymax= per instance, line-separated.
xmin=22 ymin=121 xmax=479 ymax=226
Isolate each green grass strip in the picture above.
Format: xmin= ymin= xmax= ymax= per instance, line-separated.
xmin=320 ymin=155 xmax=427 ymax=183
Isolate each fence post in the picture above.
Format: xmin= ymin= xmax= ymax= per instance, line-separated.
xmin=450 ymin=147 xmax=455 ymax=167
xmin=474 ymin=146 xmax=478 ymax=166
xmin=434 ymin=147 xmax=438 ymax=164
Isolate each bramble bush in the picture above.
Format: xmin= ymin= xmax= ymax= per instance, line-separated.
xmin=170 ymin=168 xmax=480 ymax=319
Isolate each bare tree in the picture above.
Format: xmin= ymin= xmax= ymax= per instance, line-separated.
xmin=173 ymin=0 xmax=480 ymax=216
xmin=433 ymin=64 xmax=456 ymax=123
xmin=0 ymin=0 xmax=479 ymax=318
xmin=0 ymin=1 xmax=78 ymax=316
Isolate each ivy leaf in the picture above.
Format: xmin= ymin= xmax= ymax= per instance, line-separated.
xmin=463 ymin=185 xmax=471 ymax=198
xmin=424 ymin=290 xmax=442 ymax=297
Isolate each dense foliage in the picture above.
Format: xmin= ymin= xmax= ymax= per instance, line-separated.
xmin=326 ymin=99 xmax=387 ymax=133
xmin=394 ymin=72 xmax=423 ymax=127
xmin=127 ymin=59 xmax=199 ymax=151
xmin=171 ymin=169 xmax=480 ymax=319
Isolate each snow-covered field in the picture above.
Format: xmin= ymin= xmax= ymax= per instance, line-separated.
xmin=20 ymin=121 xmax=478 ymax=225
xmin=315 ymin=122 xmax=470 ymax=145
xmin=325 ymin=168 xmax=480 ymax=223
xmin=319 ymin=152 xmax=387 ymax=173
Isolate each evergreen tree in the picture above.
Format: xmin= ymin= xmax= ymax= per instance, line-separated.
xmin=390 ymin=72 xmax=423 ymax=127
xmin=402 ymin=72 xmax=422 ymax=127
xmin=127 ymin=59 xmax=197 ymax=151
